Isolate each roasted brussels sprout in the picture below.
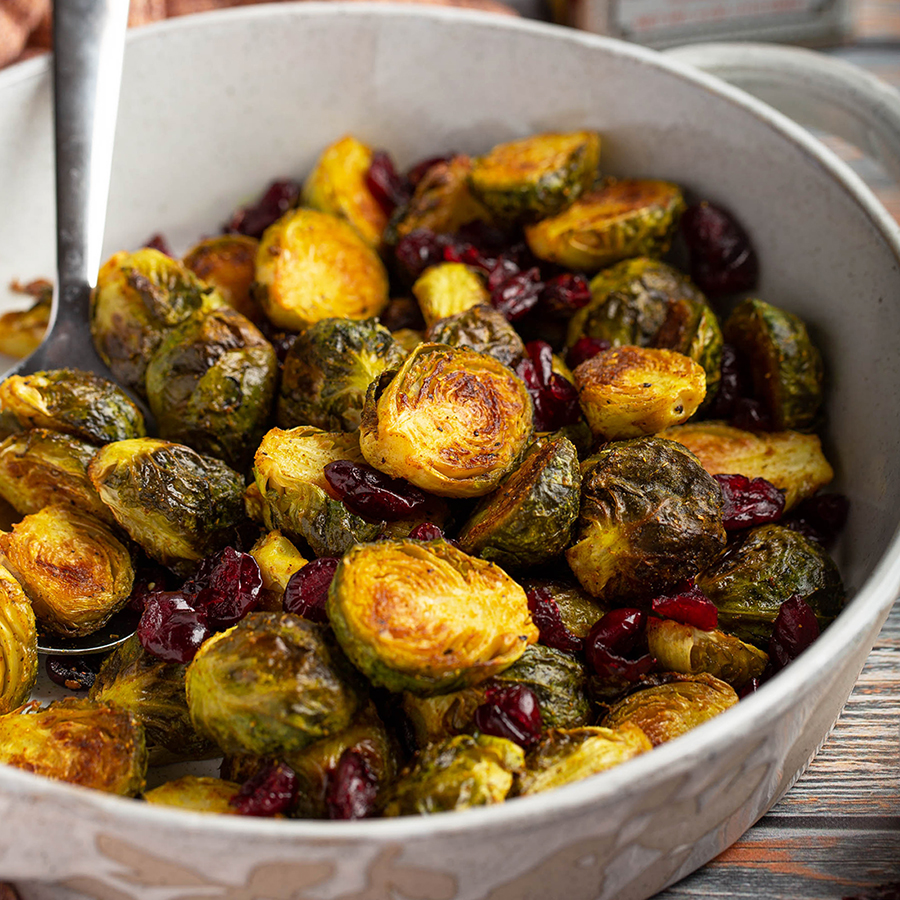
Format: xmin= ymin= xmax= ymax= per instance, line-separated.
xmin=359 ymin=343 xmax=533 ymax=498
xmin=88 ymin=439 xmax=246 ymax=574
xmin=381 ymin=733 xmax=524 ymax=816
xmin=573 ymin=346 xmax=706 ymax=441
xmin=516 ymin=723 xmax=651 ymax=796
xmin=402 ymin=687 xmax=486 ymax=747
xmin=697 ymin=524 xmax=844 ymax=646
xmin=0 ymin=564 xmax=37 ymax=715
xmin=0 ymin=698 xmax=147 ymax=795
xmin=525 ymin=179 xmax=686 ymax=272
xmin=143 ymin=776 xmax=241 ymax=814
xmin=457 ymin=435 xmax=581 ymax=568
xmin=566 ymin=437 xmax=726 ymax=601
xmin=0 ymin=281 xmax=51 ymax=359
xmin=249 ymin=530 xmax=309 ymax=611
xmin=144 ymin=306 xmax=277 ymax=470
xmin=426 ymin=303 xmax=526 ymax=368
xmin=182 ymin=234 xmax=261 ymax=323
xmin=0 ymin=369 xmax=146 ymax=444
xmin=602 ymin=673 xmax=738 ymax=746
xmin=328 ymin=539 xmax=538 ymax=695
xmin=254 ymin=208 xmax=389 ymax=331
xmin=412 ymin=263 xmax=491 ymax=329
xmin=0 ymin=504 xmax=134 ymax=637
xmin=276 ymin=317 xmax=407 ymax=432
xmin=186 ymin=612 xmax=366 ymax=757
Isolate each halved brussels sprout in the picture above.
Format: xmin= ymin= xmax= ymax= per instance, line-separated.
xmin=0 ymin=281 xmax=51 ymax=359
xmin=143 ymin=776 xmax=241 ymax=814
xmin=90 ymin=248 xmax=223 ymax=394
xmin=426 ymin=303 xmax=526 ymax=368
xmin=182 ymin=234 xmax=262 ymax=323
xmin=249 ymin=530 xmax=309 ymax=611
xmin=646 ymin=618 xmax=768 ymax=691
xmin=468 ymin=130 xmax=602 ymax=221
xmin=0 ymin=504 xmax=134 ymax=638
xmin=328 ymin=539 xmax=539 ymax=695
xmin=516 ymin=723 xmax=651 ymax=796
xmin=359 ymin=343 xmax=533 ymax=498
xmin=88 ymin=438 xmax=246 ymax=574
xmin=457 ymin=434 xmax=581 ymax=568
xmin=723 ymin=298 xmax=824 ymax=431
xmin=302 ymin=135 xmax=388 ymax=247
xmin=144 ymin=306 xmax=277 ymax=470
xmin=520 ymin=577 xmax=608 ymax=639
xmin=525 ymin=179 xmax=686 ymax=272
xmin=276 ymin=317 xmax=407 ymax=432
xmin=254 ymin=208 xmax=389 ymax=331
xmin=0 ymin=698 xmax=147 ymax=795
xmin=566 ymin=437 xmax=725 ymax=601
xmin=0 ymin=564 xmax=37 ymax=715
xmin=402 ymin=687 xmax=485 ymax=747
xmin=573 ymin=346 xmax=706 ymax=441
xmin=697 ymin=523 xmax=844 ymax=646
xmin=412 ymin=263 xmax=491 ymax=329
xmin=186 ymin=612 xmax=367 ymax=757
xmin=601 ymin=673 xmax=738 ymax=746
xmin=661 ymin=421 xmax=833 ymax=510
xmin=0 ymin=369 xmax=146 ymax=444
xmin=381 ymin=733 xmax=524 ymax=816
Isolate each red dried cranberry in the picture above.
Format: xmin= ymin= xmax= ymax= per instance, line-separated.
xmin=394 ymin=228 xmax=447 ymax=282
xmin=137 ymin=592 xmax=210 ymax=664
xmin=567 ymin=336 xmax=610 ymax=370
xmin=365 ymin=150 xmax=411 ymax=217
xmin=325 ymin=749 xmax=379 ymax=820
xmin=650 ymin=580 xmax=718 ymax=631
xmin=585 ymin=609 xmax=655 ymax=681
xmin=192 ymin=547 xmax=263 ymax=629
xmin=738 ymin=676 xmax=762 ymax=699
xmin=784 ymin=492 xmax=849 ymax=548
xmin=731 ymin=397 xmax=774 ymax=432
xmin=768 ymin=595 xmax=820 ymax=671
xmin=443 ymin=240 xmax=497 ymax=275
xmin=406 ymin=154 xmax=454 ymax=188
xmin=324 ymin=460 xmax=427 ymax=521
xmin=526 ymin=586 xmax=583 ymax=653
xmin=515 ymin=341 xmax=582 ymax=433
xmin=681 ymin=201 xmax=758 ymax=296
xmin=408 ymin=522 xmax=446 ymax=541
xmin=715 ymin=473 xmax=785 ymax=530
xmin=541 ymin=273 xmax=591 ymax=317
xmin=143 ymin=233 xmax=173 ymax=257
xmin=491 ymin=266 xmax=543 ymax=321
xmin=45 ymin=655 xmax=102 ymax=691
xmin=486 ymin=255 xmax=521 ymax=292
xmin=283 ymin=557 xmax=340 ymax=623
xmin=709 ymin=344 xmax=751 ymax=419
xmin=224 ymin=179 xmax=301 ymax=239
xmin=473 ymin=684 xmax=542 ymax=748
xmin=230 ymin=761 xmax=299 ymax=817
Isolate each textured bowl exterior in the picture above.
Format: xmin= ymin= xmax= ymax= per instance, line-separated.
xmin=1 ymin=6 xmax=899 ymax=899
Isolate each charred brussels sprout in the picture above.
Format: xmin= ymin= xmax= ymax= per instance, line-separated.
xmin=566 ymin=437 xmax=725 ymax=601
xmin=249 ymin=530 xmax=309 ymax=611
xmin=0 ymin=505 xmax=134 ymax=638
xmin=186 ymin=612 xmax=367 ymax=757
xmin=277 ymin=317 xmax=407 ymax=432
xmin=328 ymin=539 xmax=539 ymax=695
xmin=88 ymin=439 xmax=246 ymax=574
xmin=144 ymin=306 xmax=277 ymax=470
xmin=254 ymin=208 xmax=389 ymax=331
xmin=359 ymin=343 xmax=533 ymax=498
xmin=426 ymin=303 xmax=526 ymax=368
xmin=412 ymin=263 xmax=491 ymax=329
xmin=457 ymin=435 xmax=581 ymax=568
xmin=0 ymin=369 xmax=146 ymax=444
xmin=182 ymin=234 xmax=261 ymax=323
xmin=144 ymin=776 xmax=241 ymax=814
xmin=0 ymin=698 xmax=147 ymax=795
xmin=381 ymin=733 xmax=524 ymax=816
xmin=0 ymin=564 xmax=37 ymax=715
xmin=697 ymin=524 xmax=844 ymax=646
xmin=525 ymin=180 xmax=686 ymax=272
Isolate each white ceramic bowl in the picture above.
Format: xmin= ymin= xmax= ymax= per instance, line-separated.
xmin=1 ymin=6 xmax=899 ymax=899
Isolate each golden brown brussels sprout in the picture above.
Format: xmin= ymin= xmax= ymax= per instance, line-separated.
xmin=0 ymin=564 xmax=37 ymax=715
xmin=426 ymin=303 xmax=526 ymax=368
xmin=0 ymin=369 xmax=146 ymax=444
xmin=0 ymin=504 xmax=134 ymax=638
xmin=144 ymin=306 xmax=277 ymax=470
xmin=412 ymin=263 xmax=490 ymax=329
xmin=457 ymin=435 xmax=581 ymax=568
xmin=723 ymin=297 xmax=824 ymax=430
xmin=661 ymin=421 xmax=833 ymax=511
xmin=646 ymin=618 xmax=768 ymax=691
xmin=521 ymin=577 xmax=609 ymax=639
xmin=89 ymin=634 xmax=218 ymax=764
xmin=697 ymin=524 xmax=844 ymax=646
xmin=249 ymin=530 xmax=309 ymax=611
xmin=254 ymin=208 xmax=389 ymax=331
xmin=516 ymin=723 xmax=651 ymax=796
xmin=88 ymin=439 xmax=246 ymax=574
xmin=468 ymin=131 xmax=601 ymax=222
xmin=276 ymin=317 xmax=407 ymax=432
xmin=186 ymin=612 xmax=367 ymax=757
xmin=182 ymin=234 xmax=262 ymax=323
xmin=601 ymin=673 xmax=738 ymax=746
xmin=573 ymin=346 xmax=706 ymax=441
xmin=359 ymin=343 xmax=533 ymax=498
xmin=525 ymin=179 xmax=686 ymax=272
xmin=301 ymin=135 xmax=388 ymax=247
xmin=0 ymin=280 xmax=51 ymax=359
xmin=0 ymin=698 xmax=147 ymax=795
xmin=381 ymin=733 xmax=524 ymax=816
xmin=566 ymin=437 xmax=725 ymax=601
xmin=143 ymin=776 xmax=241 ymax=814
xmin=90 ymin=248 xmax=223 ymax=394
xmin=328 ymin=539 xmax=539 ymax=695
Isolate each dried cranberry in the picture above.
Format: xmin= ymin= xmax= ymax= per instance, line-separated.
xmin=224 ymin=179 xmax=301 ymax=239
xmin=541 ymin=273 xmax=591 ymax=317
xmin=408 ymin=522 xmax=446 ymax=541
xmin=443 ymin=240 xmax=497 ymax=275
xmin=137 ymin=592 xmax=210 ymax=664
xmin=283 ymin=557 xmax=340 ymax=623
xmin=127 ymin=563 xmax=174 ymax=613
xmin=731 ymin=397 xmax=774 ymax=432
xmin=585 ymin=609 xmax=655 ymax=681
xmin=324 ymin=460 xmax=427 ymax=522
xmin=230 ymin=761 xmax=299 ymax=817
xmin=365 ymin=150 xmax=411 ymax=217
xmin=491 ymin=266 xmax=543 ymax=321
xmin=709 ymin=344 xmax=750 ymax=419
xmin=515 ymin=341 xmax=582 ymax=433
xmin=738 ymin=676 xmax=761 ymax=699
xmin=715 ymin=473 xmax=786 ymax=531
xmin=650 ymin=581 xmax=718 ymax=631
xmin=486 ymin=255 xmax=521 ymax=292
xmin=526 ymin=586 xmax=583 ymax=653
xmin=768 ymin=594 xmax=820 ymax=671
xmin=473 ymin=684 xmax=542 ymax=748
xmin=681 ymin=201 xmax=758 ymax=296
xmin=394 ymin=228 xmax=447 ymax=282
xmin=455 ymin=220 xmax=516 ymax=254
xmin=44 ymin=655 xmax=101 ymax=691
xmin=192 ymin=547 xmax=263 ymax=629
xmin=143 ymin=233 xmax=173 ymax=257
xmin=325 ymin=749 xmax=379 ymax=820
xmin=783 ymin=492 xmax=849 ymax=547
xmin=567 ymin=336 xmax=610 ymax=370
